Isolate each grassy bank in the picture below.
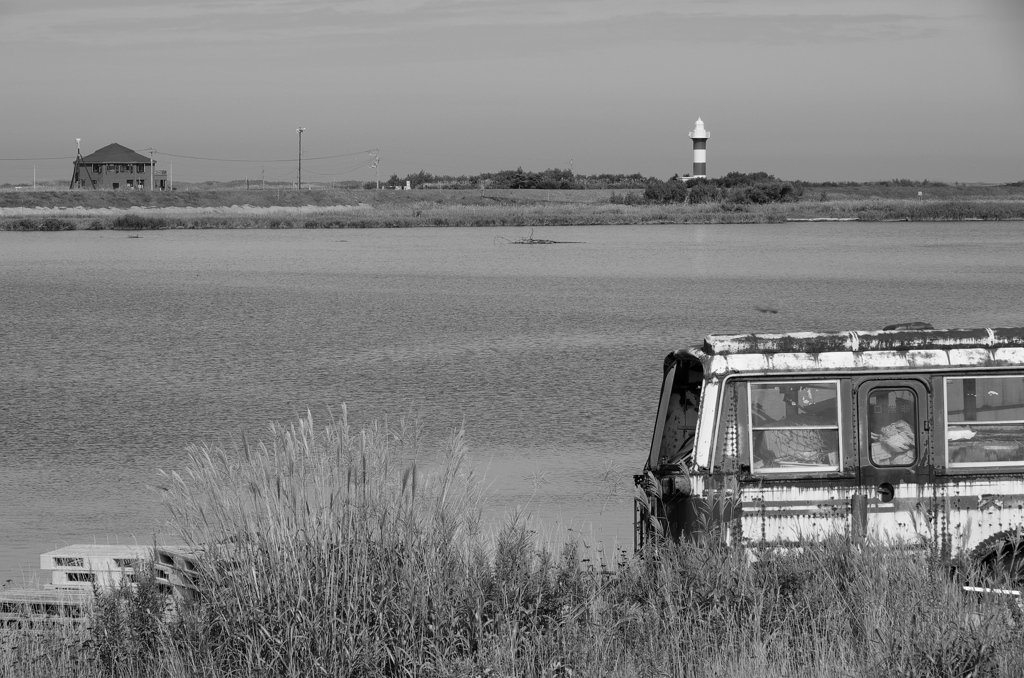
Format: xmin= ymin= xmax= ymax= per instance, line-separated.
xmin=3 ymin=185 xmax=1024 ymax=230
xmin=4 ymin=197 xmax=1024 ymax=231
xmin=3 ymin=411 xmax=1023 ymax=678
xmin=0 ymin=188 xmax=624 ymax=211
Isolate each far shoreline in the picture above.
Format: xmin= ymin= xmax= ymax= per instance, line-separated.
xmin=3 ymin=186 xmax=1024 ymax=230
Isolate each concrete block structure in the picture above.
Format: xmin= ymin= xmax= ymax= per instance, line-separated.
xmin=40 ymin=544 xmax=148 ymax=590
xmin=0 ymin=544 xmax=186 ymax=624
xmin=0 ymin=589 xmax=92 ymax=625
xmin=154 ymin=545 xmax=201 ymax=603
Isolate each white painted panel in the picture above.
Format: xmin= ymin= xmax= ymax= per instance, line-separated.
xmin=947 ymin=349 xmax=992 ymax=365
xmin=994 ymin=348 xmax=1024 ymax=365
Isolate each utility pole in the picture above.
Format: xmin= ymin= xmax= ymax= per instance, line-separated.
xmin=70 ymin=138 xmax=82 ymax=190
xmin=368 ymin=149 xmax=380 ymax=189
xmin=296 ymin=127 xmax=306 ymax=190
xmin=146 ymin=148 xmax=155 ymax=191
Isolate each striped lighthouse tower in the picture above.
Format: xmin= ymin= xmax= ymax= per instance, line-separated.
xmin=688 ymin=118 xmax=709 ymax=178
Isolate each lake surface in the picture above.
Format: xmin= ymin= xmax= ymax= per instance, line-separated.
xmin=3 ymin=222 xmax=1024 ymax=582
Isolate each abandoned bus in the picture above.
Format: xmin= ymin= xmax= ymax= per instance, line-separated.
xmin=635 ymin=325 xmax=1024 ymax=575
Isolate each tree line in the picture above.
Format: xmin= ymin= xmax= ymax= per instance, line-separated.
xmin=625 ymin=171 xmax=803 ymax=205
xmin=366 ymin=169 xmax=1016 ymax=205
xmin=372 ymin=168 xmax=804 ymax=205
xmin=367 ymin=168 xmax=651 ymax=191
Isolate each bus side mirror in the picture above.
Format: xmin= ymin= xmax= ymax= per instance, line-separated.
xmin=660 ymin=464 xmax=692 ymax=498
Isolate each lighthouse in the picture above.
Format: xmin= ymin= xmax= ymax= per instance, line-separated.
xmin=688 ymin=118 xmax=709 ymax=178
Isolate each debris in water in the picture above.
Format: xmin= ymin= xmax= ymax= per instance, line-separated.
xmin=495 ymin=229 xmax=583 ymax=245
xmin=786 ymin=217 xmax=859 ymax=222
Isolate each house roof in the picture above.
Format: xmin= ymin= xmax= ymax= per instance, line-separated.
xmin=78 ymin=143 xmax=152 ymax=164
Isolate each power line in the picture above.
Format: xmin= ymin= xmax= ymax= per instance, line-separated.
xmin=301 ymin=159 xmax=375 ymax=178
xmin=304 ymin=150 xmax=378 ymax=162
xmin=155 ymin=149 xmax=377 ymax=163
xmin=384 ymin=147 xmax=569 ymax=164
xmin=264 ymin=168 xmax=297 ymax=181
xmin=1 ymin=148 xmax=563 ymax=167
xmin=0 ymin=156 xmax=74 ymax=161
xmin=156 ymin=152 xmax=293 ymax=163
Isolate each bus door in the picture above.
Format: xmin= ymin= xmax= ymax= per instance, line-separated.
xmin=855 ymin=378 xmax=932 ymax=542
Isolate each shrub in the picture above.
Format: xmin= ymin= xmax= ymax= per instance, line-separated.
xmin=302 ymin=219 xmax=340 ymax=228
xmin=687 ymin=179 xmax=720 ymax=204
xmin=609 ymin=191 xmax=646 ymax=205
xmin=726 ymin=181 xmax=801 ymax=204
xmin=1 ymin=218 xmax=76 ymax=231
xmin=643 ymin=178 xmax=688 ymax=203
xmin=110 ymin=214 xmax=167 ymax=230
xmin=715 ymin=170 xmax=778 ymax=188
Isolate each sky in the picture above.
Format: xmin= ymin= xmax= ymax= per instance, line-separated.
xmin=1 ymin=0 xmax=1022 ymax=185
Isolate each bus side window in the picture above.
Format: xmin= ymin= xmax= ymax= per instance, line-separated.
xmin=750 ymin=381 xmax=842 ymax=472
xmin=868 ymin=388 xmax=917 ymax=466
xmin=947 ymin=375 xmax=1024 ymax=466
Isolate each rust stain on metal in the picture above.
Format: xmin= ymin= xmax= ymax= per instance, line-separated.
xmin=703 ymin=327 xmax=1024 ymax=357
xmin=642 ymin=325 xmax=1024 ymax=563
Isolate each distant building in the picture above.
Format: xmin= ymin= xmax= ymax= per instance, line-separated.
xmin=71 ymin=142 xmax=167 ymax=190
xmin=39 ymin=544 xmax=148 ymax=590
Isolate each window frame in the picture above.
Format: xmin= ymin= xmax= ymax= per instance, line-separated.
xmin=748 ymin=379 xmax=843 ymax=475
xmin=944 ymin=375 xmax=1024 ymax=469
xmin=865 ymin=386 xmax=920 ymax=468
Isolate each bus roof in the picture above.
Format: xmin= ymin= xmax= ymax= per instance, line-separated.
xmin=677 ymin=327 xmax=1024 ymax=377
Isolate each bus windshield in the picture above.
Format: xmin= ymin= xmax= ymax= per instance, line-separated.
xmin=657 ymin=362 xmax=703 ymax=470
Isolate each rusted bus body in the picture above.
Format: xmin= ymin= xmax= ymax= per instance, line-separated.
xmin=635 ymin=327 xmax=1024 ymax=569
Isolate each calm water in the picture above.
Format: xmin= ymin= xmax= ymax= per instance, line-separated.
xmin=3 ymin=222 xmax=1024 ymax=581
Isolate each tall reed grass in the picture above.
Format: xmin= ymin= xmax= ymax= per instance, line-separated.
xmin=159 ymin=408 xmax=492 ymax=676
xmin=3 ymin=410 xmax=1023 ymax=677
